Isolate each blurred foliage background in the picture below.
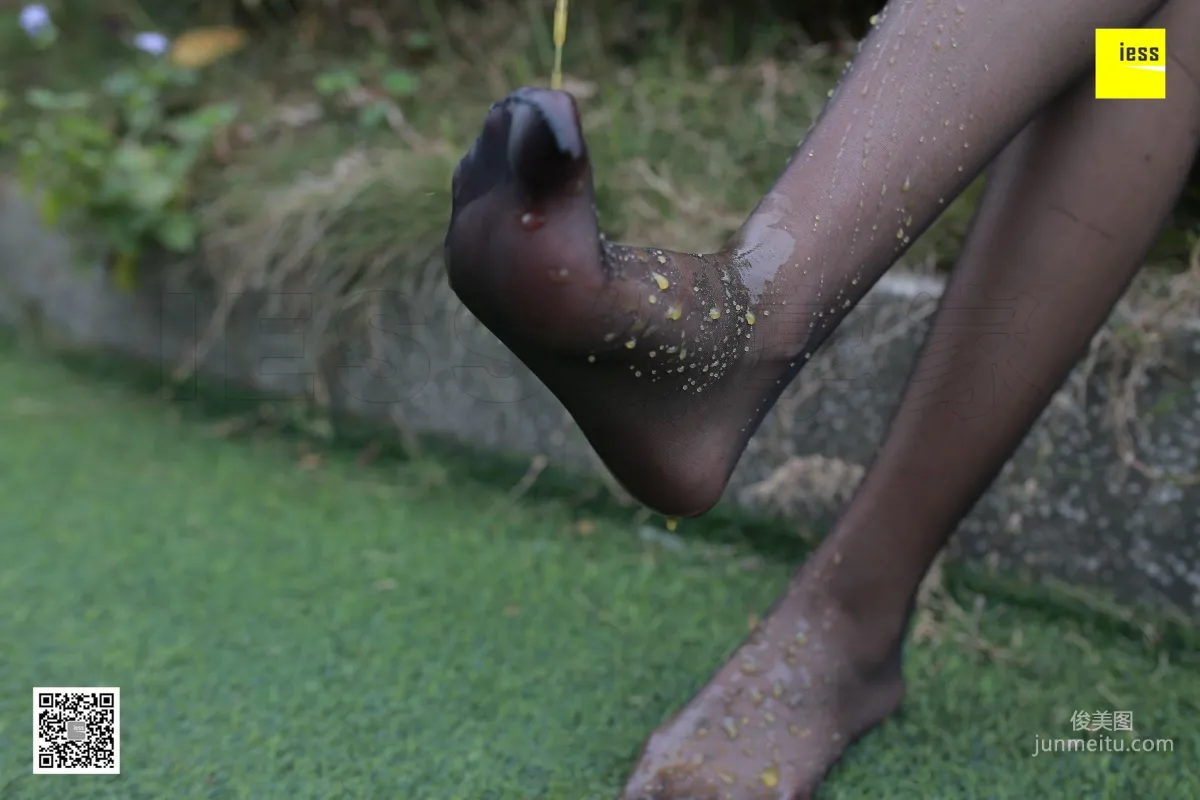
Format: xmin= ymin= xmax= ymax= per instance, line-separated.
xmin=1 ymin=0 xmax=1196 ymax=293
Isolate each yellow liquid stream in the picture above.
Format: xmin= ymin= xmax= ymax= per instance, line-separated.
xmin=551 ymin=0 xmax=568 ymax=89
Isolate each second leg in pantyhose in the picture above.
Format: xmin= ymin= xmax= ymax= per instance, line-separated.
xmin=445 ymin=0 xmax=1166 ymax=517
xmin=622 ymin=5 xmax=1200 ymax=799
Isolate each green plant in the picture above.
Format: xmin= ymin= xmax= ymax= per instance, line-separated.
xmin=3 ymin=46 xmax=237 ymax=290
xmin=312 ymin=57 xmax=420 ymax=131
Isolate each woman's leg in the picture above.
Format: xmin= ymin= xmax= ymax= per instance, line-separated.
xmin=622 ymin=3 xmax=1200 ymax=799
xmin=444 ymin=0 xmax=1167 ymax=518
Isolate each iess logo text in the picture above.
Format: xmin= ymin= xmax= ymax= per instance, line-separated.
xmin=1095 ymin=28 xmax=1166 ymax=99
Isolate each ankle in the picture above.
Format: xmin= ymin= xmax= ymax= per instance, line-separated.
xmin=715 ymin=250 xmax=856 ymax=368
xmin=789 ymin=551 xmax=912 ymax=658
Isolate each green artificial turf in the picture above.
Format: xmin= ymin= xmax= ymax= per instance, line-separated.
xmin=0 ymin=344 xmax=1197 ymax=799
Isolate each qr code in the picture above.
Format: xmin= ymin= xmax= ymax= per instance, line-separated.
xmin=32 ymin=687 xmax=121 ymax=774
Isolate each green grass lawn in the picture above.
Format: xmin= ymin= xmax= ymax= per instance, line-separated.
xmin=0 ymin=343 xmax=1196 ymax=799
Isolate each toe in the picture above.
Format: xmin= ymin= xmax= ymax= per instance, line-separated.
xmin=448 ymin=87 xmax=591 ymax=235
xmin=508 ymin=86 xmax=584 ymax=159
xmin=504 ymin=87 xmax=588 ymax=199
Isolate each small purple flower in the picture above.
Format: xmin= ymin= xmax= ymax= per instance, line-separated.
xmin=132 ymin=31 xmax=170 ymax=56
xmin=19 ymin=4 xmax=51 ymax=37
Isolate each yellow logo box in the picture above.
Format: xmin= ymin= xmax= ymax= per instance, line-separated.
xmin=1095 ymin=28 xmax=1166 ymax=99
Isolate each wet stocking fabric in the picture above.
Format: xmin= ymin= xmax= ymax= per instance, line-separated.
xmin=445 ymin=0 xmax=1200 ymax=797
xmin=445 ymin=0 xmax=1172 ymax=518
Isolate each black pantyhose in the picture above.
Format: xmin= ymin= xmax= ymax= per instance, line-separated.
xmin=445 ymin=0 xmax=1200 ymax=796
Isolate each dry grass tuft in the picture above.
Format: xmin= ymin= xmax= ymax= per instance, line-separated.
xmin=1077 ymin=234 xmax=1200 ymax=486
xmin=186 ymin=147 xmax=454 ymax=384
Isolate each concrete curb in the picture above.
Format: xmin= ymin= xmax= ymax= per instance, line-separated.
xmin=2 ymin=184 xmax=1198 ymax=621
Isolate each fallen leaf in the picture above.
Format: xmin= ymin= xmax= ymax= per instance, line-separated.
xmin=170 ymin=27 xmax=247 ymax=69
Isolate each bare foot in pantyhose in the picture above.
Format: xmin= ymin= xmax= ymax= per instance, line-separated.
xmin=621 ymin=549 xmax=907 ymax=800
xmin=444 ymin=88 xmax=827 ymax=518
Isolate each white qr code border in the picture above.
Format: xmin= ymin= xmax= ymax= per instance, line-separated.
xmin=32 ymin=687 xmax=121 ymax=775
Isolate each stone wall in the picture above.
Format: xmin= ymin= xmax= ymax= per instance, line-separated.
xmin=2 ymin=183 xmax=1197 ymax=621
